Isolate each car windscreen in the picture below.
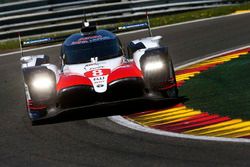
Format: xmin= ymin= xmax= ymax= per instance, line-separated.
xmin=63 ymin=38 xmax=122 ymax=64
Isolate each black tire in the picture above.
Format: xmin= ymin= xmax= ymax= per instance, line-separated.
xmin=142 ymin=55 xmax=169 ymax=90
xmin=140 ymin=47 xmax=178 ymax=98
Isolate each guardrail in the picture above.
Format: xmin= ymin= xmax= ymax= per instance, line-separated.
xmin=0 ymin=0 xmax=114 ymax=17
xmin=0 ymin=0 xmax=238 ymax=40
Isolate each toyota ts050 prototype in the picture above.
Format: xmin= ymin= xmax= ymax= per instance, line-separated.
xmin=20 ymin=22 xmax=178 ymax=123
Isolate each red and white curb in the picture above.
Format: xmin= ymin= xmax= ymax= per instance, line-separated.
xmin=110 ymin=45 xmax=250 ymax=143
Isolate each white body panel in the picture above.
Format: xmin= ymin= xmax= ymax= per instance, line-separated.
xmin=130 ymin=36 xmax=162 ymax=70
xmin=62 ymin=56 xmax=123 ymax=75
xmin=20 ymin=55 xmax=45 ymax=68
xmin=62 ymin=56 xmax=123 ymax=93
xmin=42 ymin=64 xmax=60 ymax=82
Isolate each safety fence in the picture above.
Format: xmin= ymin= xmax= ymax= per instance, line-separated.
xmin=0 ymin=0 xmax=239 ymax=40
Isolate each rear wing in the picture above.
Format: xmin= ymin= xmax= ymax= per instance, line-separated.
xmin=20 ymin=35 xmax=69 ymax=48
xmin=19 ymin=11 xmax=152 ymax=54
xmin=110 ymin=11 xmax=152 ymax=36
xmin=19 ymin=22 xmax=151 ymax=48
xmin=114 ymin=22 xmax=150 ymax=33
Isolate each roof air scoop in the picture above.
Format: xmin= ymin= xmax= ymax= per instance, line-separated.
xmin=83 ymin=21 xmax=89 ymax=28
xmin=80 ymin=11 xmax=96 ymax=35
xmin=80 ymin=23 xmax=97 ymax=35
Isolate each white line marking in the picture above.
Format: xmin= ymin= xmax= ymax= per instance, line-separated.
xmin=175 ymin=45 xmax=250 ymax=70
xmin=110 ymin=45 xmax=250 ymax=143
xmin=109 ymin=116 xmax=250 ymax=143
xmin=1 ymin=12 xmax=250 ymax=57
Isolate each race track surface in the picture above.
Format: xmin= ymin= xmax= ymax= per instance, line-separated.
xmin=0 ymin=13 xmax=250 ymax=167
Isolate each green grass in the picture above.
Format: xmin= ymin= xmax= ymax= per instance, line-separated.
xmin=150 ymin=2 xmax=250 ymax=27
xmin=0 ymin=40 xmax=20 ymax=50
xmin=179 ymin=54 xmax=250 ymax=120
xmin=0 ymin=30 xmax=78 ymax=51
xmin=1 ymin=2 xmax=250 ymax=51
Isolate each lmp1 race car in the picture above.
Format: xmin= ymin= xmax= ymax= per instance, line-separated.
xmin=20 ymin=22 xmax=178 ymax=123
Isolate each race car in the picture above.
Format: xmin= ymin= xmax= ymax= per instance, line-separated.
xmin=20 ymin=22 xmax=178 ymax=122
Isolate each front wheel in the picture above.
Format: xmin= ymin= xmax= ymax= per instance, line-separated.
xmin=140 ymin=47 xmax=178 ymax=98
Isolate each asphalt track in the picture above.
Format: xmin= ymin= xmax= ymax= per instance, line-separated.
xmin=0 ymin=13 xmax=250 ymax=167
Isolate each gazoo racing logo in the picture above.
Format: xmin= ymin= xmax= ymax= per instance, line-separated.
xmin=84 ymin=69 xmax=111 ymax=93
xmin=84 ymin=63 xmax=105 ymax=71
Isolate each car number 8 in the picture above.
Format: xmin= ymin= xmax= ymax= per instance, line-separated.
xmin=92 ymin=70 xmax=103 ymax=77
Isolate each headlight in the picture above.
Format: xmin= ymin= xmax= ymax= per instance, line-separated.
xmin=31 ymin=75 xmax=53 ymax=91
xmin=144 ymin=61 xmax=164 ymax=71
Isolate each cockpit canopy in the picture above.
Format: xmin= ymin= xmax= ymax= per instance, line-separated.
xmin=62 ymin=30 xmax=123 ymax=64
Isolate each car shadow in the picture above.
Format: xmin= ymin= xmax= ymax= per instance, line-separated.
xmin=33 ymin=97 xmax=187 ymax=125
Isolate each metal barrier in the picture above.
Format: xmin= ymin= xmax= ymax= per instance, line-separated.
xmin=0 ymin=0 xmax=47 ymax=13
xmin=0 ymin=0 xmax=110 ymax=17
xmin=0 ymin=0 xmax=237 ymax=40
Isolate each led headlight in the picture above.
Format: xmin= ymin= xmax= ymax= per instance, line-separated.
xmin=31 ymin=75 xmax=53 ymax=91
xmin=144 ymin=61 xmax=164 ymax=71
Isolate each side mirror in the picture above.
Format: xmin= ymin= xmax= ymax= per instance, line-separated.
xmin=127 ymin=42 xmax=146 ymax=59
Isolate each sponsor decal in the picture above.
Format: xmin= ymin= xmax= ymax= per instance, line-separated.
xmin=84 ymin=69 xmax=111 ymax=93
xmin=23 ymin=38 xmax=52 ymax=45
xmin=84 ymin=62 xmax=106 ymax=71
xmin=97 ymin=84 xmax=104 ymax=88
xmin=118 ymin=22 xmax=148 ymax=30
xmin=71 ymin=35 xmax=111 ymax=45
